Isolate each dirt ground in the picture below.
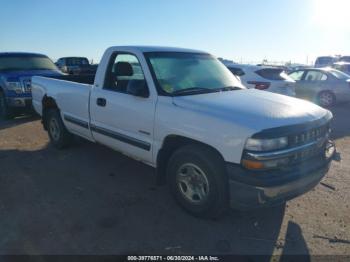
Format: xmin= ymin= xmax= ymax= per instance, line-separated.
xmin=0 ymin=103 xmax=349 ymax=258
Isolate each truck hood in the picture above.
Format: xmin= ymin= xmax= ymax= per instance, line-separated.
xmin=172 ymin=89 xmax=330 ymax=132
xmin=1 ymin=70 xmax=62 ymax=80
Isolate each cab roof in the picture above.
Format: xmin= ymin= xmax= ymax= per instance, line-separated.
xmin=108 ymin=46 xmax=208 ymax=54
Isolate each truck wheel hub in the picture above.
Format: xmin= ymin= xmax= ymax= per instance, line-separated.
xmin=176 ymin=163 xmax=209 ymax=204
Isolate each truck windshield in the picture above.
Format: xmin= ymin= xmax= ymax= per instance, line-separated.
xmin=0 ymin=55 xmax=58 ymax=72
xmin=145 ymin=52 xmax=243 ymax=95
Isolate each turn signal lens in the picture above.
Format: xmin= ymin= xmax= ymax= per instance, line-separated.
xmin=242 ymin=158 xmax=290 ymax=170
xmin=242 ymin=159 xmax=265 ymax=170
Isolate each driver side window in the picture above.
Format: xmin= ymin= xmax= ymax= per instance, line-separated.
xmin=104 ymin=53 xmax=148 ymax=95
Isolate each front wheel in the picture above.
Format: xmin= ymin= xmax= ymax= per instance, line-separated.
xmin=47 ymin=109 xmax=73 ymax=149
xmin=167 ymin=144 xmax=229 ymax=219
xmin=0 ymin=92 xmax=14 ymax=120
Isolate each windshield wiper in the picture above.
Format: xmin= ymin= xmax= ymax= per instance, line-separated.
xmin=171 ymin=87 xmax=216 ymax=96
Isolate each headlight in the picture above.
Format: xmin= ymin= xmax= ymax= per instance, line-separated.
xmin=245 ymin=137 xmax=288 ymax=151
xmin=6 ymin=81 xmax=23 ymax=94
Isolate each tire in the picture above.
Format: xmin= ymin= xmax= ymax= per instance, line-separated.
xmin=318 ymin=91 xmax=336 ymax=107
xmin=46 ymin=109 xmax=73 ymax=149
xmin=0 ymin=91 xmax=14 ymax=120
xmin=167 ymin=144 xmax=229 ymax=219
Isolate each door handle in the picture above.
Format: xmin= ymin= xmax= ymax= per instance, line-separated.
xmin=97 ymin=98 xmax=107 ymax=107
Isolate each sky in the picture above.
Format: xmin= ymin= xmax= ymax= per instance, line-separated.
xmin=1 ymin=0 xmax=350 ymax=64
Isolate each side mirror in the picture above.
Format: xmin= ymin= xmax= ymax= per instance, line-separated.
xmin=127 ymin=80 xmax=149 ymax=98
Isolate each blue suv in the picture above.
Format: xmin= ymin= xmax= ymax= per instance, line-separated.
xmin=0 ymin=52 xmax=63 ymax=119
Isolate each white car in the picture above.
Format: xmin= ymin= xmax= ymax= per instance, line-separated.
xmin=31 ymin=46 xmax=335 ymax=218
xmin=226 ymin=64 xmax=296 ymax=96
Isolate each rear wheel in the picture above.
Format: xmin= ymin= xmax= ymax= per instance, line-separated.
xmin=167 ymin=144 xmax=229 ymax=219
xmin=47 ymin=109 xmax=73 ymax=149
xmin=318 ymin=91 xmax=336 ymax=107
xmin=0 ymin=91 xmax=14 ymax=120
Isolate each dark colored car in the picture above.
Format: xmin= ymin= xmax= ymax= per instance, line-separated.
xmin=0 ymin=52 xmax=63 ymax=119
xmin=314 ymin=56 xmax=338 ymax=68
xmin=55 ymin=57 xmax=97 ymax=75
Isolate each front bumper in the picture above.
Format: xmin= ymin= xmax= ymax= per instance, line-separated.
xmin=6 ymin=97 xmax=32 ymax=108
xmin=227 ymin=140 xmax=335 ymax=209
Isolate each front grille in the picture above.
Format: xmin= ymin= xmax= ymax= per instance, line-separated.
xmin=22 ymin=79 xmax=32 ymax=92
xmin=290 ymin=144 xmax=323 ymax=164
xmin=288 ymin=123 xmax=330 ymax=164
xmin=289 ymin=124 xmax=329 ymax=147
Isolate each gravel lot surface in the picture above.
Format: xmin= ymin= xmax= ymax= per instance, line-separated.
xmin=0 ymin=103 xmax=349 ymax=258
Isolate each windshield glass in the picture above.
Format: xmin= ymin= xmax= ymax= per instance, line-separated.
xmin=145 ymin=52 xmax=243 ymax=95
xmin=66 ymin=58 xmax=89 ymax=66
xmin=0 ymin=55 xmax=58 ymax=72
xmin=329 ymin=69 xmax=350 ymax=80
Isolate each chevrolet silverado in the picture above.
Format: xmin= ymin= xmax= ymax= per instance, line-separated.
xmin=32 ymin=46 xmax=335 ymax=218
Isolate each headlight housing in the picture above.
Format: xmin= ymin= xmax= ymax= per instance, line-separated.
xmin=245 ymin=137 xmax=288 ymax=151
xmin=243 ymin=137 xmax=289 ymax=170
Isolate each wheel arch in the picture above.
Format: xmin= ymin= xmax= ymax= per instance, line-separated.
xmin=156 ymin=135 xmax=225 ymax=185
xmin=42 ymin=95 xmax=59 ymax=130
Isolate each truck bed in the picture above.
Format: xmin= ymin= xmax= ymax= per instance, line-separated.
xmin=31 ymin=75 xmax=93 ymax=130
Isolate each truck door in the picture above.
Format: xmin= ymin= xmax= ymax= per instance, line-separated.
xmin=89 ymin=52 xmax=156 ymax=164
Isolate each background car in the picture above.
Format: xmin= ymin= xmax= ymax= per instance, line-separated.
xmin=289 ymin=68 xmax=350 ymax=107
xmin=314 ymin=56 xmax=339 ymax=68
xmin=55 ymin=57 xmax=96 ymax=75
xmin=226 ymin=64 xmax=296 ymax=96
xmin=332 ymin=62 xmax=350 ymax=75
xmin=0 ymin=52 xmax=62 ymax=119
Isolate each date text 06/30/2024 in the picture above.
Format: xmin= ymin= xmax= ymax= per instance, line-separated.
xmin=127 ymin=256 xmax=220 ymax=261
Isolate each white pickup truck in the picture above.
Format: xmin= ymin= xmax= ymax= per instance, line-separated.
xmin=32 ymin=46 xmax=335 ymax=218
